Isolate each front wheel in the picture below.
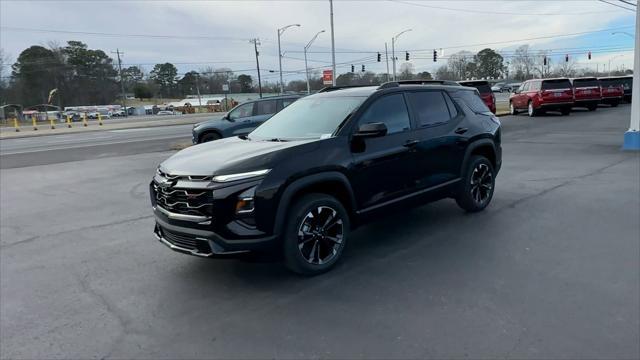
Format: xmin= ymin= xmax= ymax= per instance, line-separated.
xmin=456 ymin=156 xmax=495 ymax=212
xmin=561 ymin=107 xmax=571 ymax=116
xmin=283 ymin=193 xmax=350 ymax=275
xmin=199 ymin=132 xmax=221 ymax=143
xmin=611 ymin=100 xmax=620 ymax=107
xmin=509 ymin=102 xmax=518 ymax=115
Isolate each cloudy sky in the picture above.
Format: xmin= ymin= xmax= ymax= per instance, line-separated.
xmin=0 ymin=0 xmax=636 ymax=82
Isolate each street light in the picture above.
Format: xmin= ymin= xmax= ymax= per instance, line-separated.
xmin=304 ymin=30 xmax=325 ymax=94
xmin=612 ymin=31 xmax=635 ymax=39
xmin=608 ymin=54 xmax=625 ymax=76
xmin=391 ymin=29 xmax=412 ymax=81
xmin=278 ymin=23 xmax=301 ymax=94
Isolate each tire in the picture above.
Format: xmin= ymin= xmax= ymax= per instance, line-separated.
xmin=509 ymin=101 xmax=518 ymax=115
xmin=611 ymin=100 xmax=619 ymax=107
xmin=455 ymin=155 xmax=496 ymax=213
xmin=199 ymin=132 xmax=221 ymax=143
xmin=561 ymin=107 xmax=571 ymax=116
xmin=527 ymin=101 xmax=537 ymax=117
xmin=587 ymin=105 xmax=597 ymax=111
xmin=283 ymin=193 xmax=350 ymax=275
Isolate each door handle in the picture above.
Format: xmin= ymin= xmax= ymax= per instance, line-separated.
xmin=403 ymin=139 xmax=419 ymax=148
xmin=454 ymin=127 xmax=468 ymax=134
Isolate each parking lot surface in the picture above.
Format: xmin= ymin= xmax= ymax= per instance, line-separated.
xmin=1 ymin=105 xmax=638 ymax=359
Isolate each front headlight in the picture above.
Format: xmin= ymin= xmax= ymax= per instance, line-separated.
xmin=212 ymin=169 xmax=270 ymax=183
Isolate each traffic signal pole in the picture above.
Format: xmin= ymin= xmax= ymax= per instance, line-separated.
xmin=622 ymin=3 xmax=639 ymax=150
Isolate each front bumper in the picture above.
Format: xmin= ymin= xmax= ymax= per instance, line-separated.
xmin=153 ymin=212 xmax=277 ymax=258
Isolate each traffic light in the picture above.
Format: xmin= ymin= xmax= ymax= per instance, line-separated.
xmin=543 ymin=56 xmax=547 ymax=66
xmin=433 ymin=50 xmax=437 ymax=62
xmin=405 ymin=52 xmax=410 ymax=61
xmin=565 ymin=54 xmax=569 ymax=62
xmin=377 ymin=53 xmax=381 ymax=62
xmin=361 ymin=64 xmax=365 ymax=72
xmin=351 ymin=64 xmax=354 ymax=72
xmin=588 ymin=51 xmax=592 ymax=60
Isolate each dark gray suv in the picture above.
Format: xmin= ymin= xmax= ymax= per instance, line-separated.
xmin=192 ymin=95 xmax=300 ymax=143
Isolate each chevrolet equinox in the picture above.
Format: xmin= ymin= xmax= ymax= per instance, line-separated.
xmin=151 ymin=82 xmax=502 ymax=275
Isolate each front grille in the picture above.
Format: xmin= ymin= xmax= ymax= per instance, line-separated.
xmin=161 ymin=227 xmax=212 ymax=254
xmin=152 ymin=183 xmax=213 ymax=218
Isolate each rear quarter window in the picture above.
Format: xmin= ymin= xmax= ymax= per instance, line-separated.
xmin=453 ymin=90 xmax=491 ymax=113
xmin=542 ymin=80 xmax=572 ymax=90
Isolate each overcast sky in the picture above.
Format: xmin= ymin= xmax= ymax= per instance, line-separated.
xmin=0 ymin=0 xmax=636 ymax=82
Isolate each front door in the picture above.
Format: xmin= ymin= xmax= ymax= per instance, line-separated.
xmin=349 ymin=93 xmax=418 ymax=210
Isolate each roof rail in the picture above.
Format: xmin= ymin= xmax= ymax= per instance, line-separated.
xmin=378 ymin=79 xmax=462 ymax=90
xmin=317 ymin=84 xmax=376 ymax=93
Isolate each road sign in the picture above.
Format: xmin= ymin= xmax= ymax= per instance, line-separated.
xmin=222 ymin=84 xmax=229 ymax=92
xmin=322 ymin=70 xmax=333 ymax=85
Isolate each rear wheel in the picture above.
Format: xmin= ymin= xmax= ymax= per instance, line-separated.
xmin=611 ymin=100 xmax=620 ymax=107
xmin=587 ymin=104 xmax=597 ymax=111
xmin=283 ymin=193 xmax=350 ymax=275
xmin=199 ymin=132 xmax=221 ymax=143
xmin=527 ymin=101 xmax=537 ymax=117
xmin=561 ymin=107 xmax=571 ymax=116
xmin=456 ymin=156 xmax=495 ymax=212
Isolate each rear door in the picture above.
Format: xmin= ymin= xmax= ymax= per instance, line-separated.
xmin=349 ymin=93 xmax=418 ymax=210
xmin=405 ymin=89 xmax=464 ymax=189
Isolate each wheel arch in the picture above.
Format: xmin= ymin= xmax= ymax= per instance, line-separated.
xmin=272 ymin=171 xmax=356 ymax=236
xmin=462 ymin=139 xmax=497 ymax=173
xmin=198 ymin=129 xmax=223 ymax=143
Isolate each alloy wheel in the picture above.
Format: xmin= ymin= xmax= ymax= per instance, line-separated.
xmin=528 ymin=102 xmax=534 ymax=116
xmin=297 ymin=206 xmax=344 ymax=265
xmin=470 ymin=163 xmax=493 ymax=205
xmin=510 ymin=103 xmax=515 ymax=115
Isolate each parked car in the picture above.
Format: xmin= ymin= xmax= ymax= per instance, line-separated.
xmin=598 ymin=77 xmax=625 ymax=107
xmin=599 ymin=75 xmax=632 ymax=103
xmin=509 ymin=82 xmax=522 ymax=93
xmin=87 ymin=110 xmax=111 ymax=119
xmin=150 ymin=82 xmax=502 ymax=275
xmin=459 ymin=80 xmax=496 ymax=113
xmin=191 ymin=95 xmax=301 ymax=143
xmin=491 ymin=82 xmax=516 ymax=93
xmin=509 ymin=78 xmax=574 ymax=117
xmin=570 ymin=77 xmax=601 ymax=111
xmin=111 ymin=109 xmax=126 ymax=117
xmin=156 ymin=110 xmax=175 ymax=115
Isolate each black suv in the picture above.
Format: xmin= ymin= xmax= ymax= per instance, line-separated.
xmin=192 ymin=95 xmax=300 ymax=143
xmin=151 ymin=83 xmax=502 ymax=275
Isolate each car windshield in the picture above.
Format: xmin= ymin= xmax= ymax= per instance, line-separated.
xmin=249 ymin=96 xmax=366 ymax=140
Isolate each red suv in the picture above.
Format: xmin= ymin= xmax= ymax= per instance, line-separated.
xmin=509 ymin=78 xmax=573 ymax=117
xmin=458 ymin=80 xmax=496 ymax=114
xmin=598 ymin=77 xmax=624 ymax=107
xmin=571 ymin=77 xmax=601 ymax=111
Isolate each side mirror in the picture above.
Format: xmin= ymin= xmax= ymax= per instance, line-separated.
xmin=354 ymin=122 xmax=387 ymax=138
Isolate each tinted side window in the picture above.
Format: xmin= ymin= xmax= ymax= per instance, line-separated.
xmin=228 ymin=102 xmax=254 ymax=120
xmin=406 ymin=91 xmax=451 ymax=127
xmin=255 ymin=100 xmax=277 ymax=115
xmin=359 ymin=93 xmax=411 ymax=134
xmin=453 ymin=90 xmax=491 ymax=113
xmin=282 ymin=98 xmax=296 ymax=108
xmin=542 ymin=80 xmax=572 ymax=90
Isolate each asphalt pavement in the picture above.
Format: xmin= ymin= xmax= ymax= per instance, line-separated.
xmin=1 ymin=104 xmax=638 ymax=359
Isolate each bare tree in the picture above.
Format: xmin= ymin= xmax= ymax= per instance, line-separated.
xmin=512 ymin=45 xmax=535 ymax=80
xmin=533 ymin=50 xmax=552 ymax=78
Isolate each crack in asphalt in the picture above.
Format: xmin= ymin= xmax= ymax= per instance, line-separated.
xmin=0 ymin=215 xmax=154 ymax=250
xmin=75 ymin=273 xmax=133 ymax=359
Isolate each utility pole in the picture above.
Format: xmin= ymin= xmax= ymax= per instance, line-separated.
xmin=277 ymin=24 xmax=301 ymax=94
xmin=385 ymin=42 xmax=390 ymax=82
xmin=195 ymin=73 xmax=202 ymax=108
xmin=112 ymin=49 xmax=127 ymax=117
xmin=250 ymin=38 xmax=263 ymax=98
xmin=623 ymin=2 xmax=639 ymax=150
xmin=329 ymin=0 xmax=336 ymax=86
xmin=391 ymin=29 xmax=411 ymax=81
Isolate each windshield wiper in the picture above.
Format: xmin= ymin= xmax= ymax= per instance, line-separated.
xmin=266 ymin=138 xmax=287 ymax=142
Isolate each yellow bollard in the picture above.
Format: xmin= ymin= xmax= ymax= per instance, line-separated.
xmin=66 ymin=115 xmax=72 ymax=128
xmin=49 ymin=117 xmax=55 ymax=129
xmin=98 ymin=113 xmax=103 ymax=126
xmin=32 ymin=115 xmax=38 ymax=131
xmin=83 ymin=113 xmax=88 ymax=127
xmin=13 ymin=118 xmax=20 ymax=132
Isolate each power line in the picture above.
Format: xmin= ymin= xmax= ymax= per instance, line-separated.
xmin=389 ymin=0 xmax=628 ymax=15
xmin=598 ymin=0 xmax=636 ymax=11
xmin=618 ymin=0 xmax=637 ymax=7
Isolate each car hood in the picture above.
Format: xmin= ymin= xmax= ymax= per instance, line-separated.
xmin=159 ymin=136 xmax=319 ymax=176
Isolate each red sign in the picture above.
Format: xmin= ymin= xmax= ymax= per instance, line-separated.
xmin=322 ymin=70 xmax=333 ymax=85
